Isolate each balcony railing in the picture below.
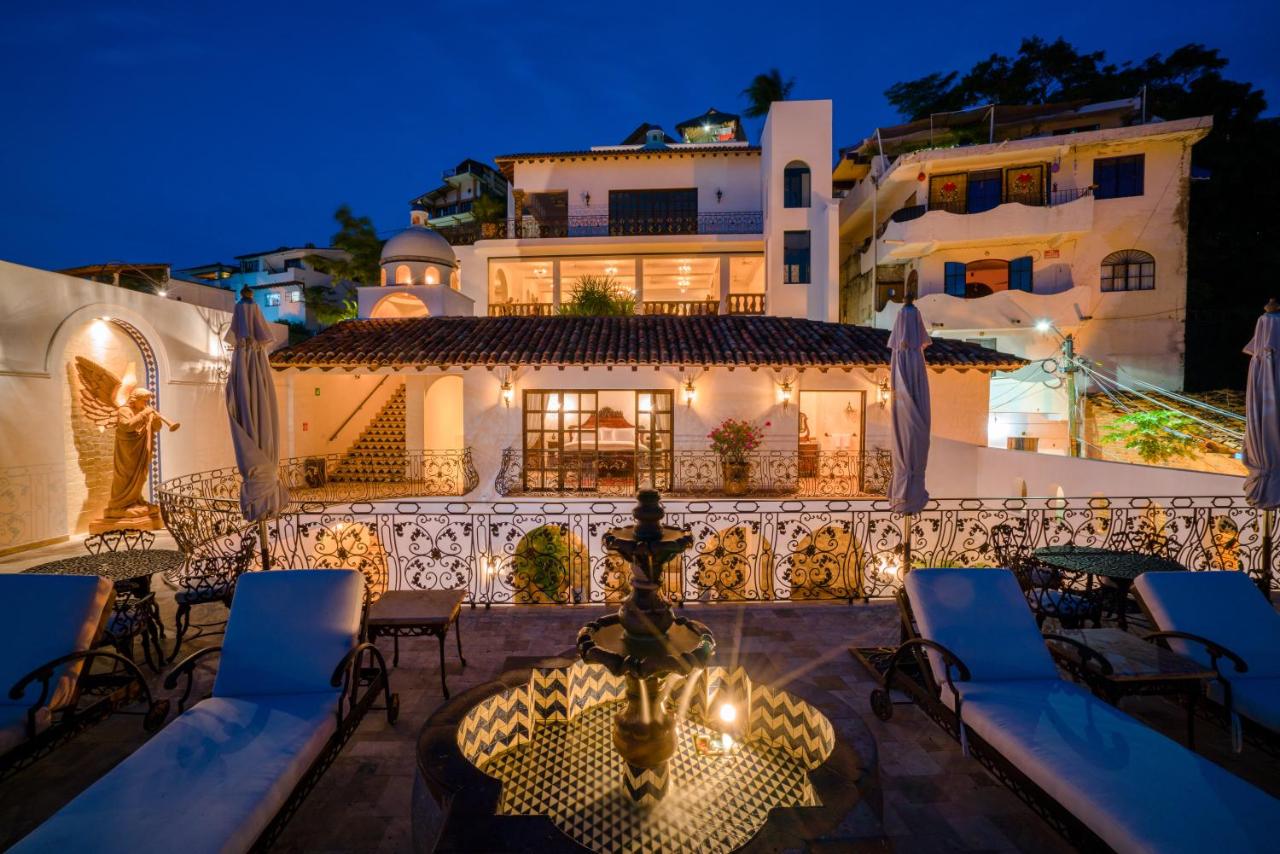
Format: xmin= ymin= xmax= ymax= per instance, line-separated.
xmin=489 ymin=295 xmax=766 ymax=318
xmin=489 ymin=302 xmax=555 ymax=317
xmin=727 ymin=293 xmax=766 ymax=315
xmin=641 ymin=299 xmax=718 ymax=316
xmin=158 ymin=485 xmax=1275 ymax=605
xmin=434 ymin=211 xmax=763 ymax=245
xmin=495 ymin=448 xmax=892 ymax=498
xmin=891 ymin=186 xmax=1094 ymax=223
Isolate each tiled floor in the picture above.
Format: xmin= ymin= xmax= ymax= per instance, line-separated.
xmin=1 ymin=536 xmax=1276 ymax=852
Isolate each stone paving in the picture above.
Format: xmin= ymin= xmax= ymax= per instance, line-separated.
xmin=2 ymin=536 xmax=1276 ymax=853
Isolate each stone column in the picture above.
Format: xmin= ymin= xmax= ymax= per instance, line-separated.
xmin=634 ymin=257 xmax=644 ymax=309
xmin=404 ymin=374 xmax=427 ymax=454
xmin=719 ymin=254 xmax=731 ymax=314
xmin=552 ymin=259 xmax=562 ymax=310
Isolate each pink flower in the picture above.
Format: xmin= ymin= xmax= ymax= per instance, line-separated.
xmin=765 ymin=421 xmax=771 ymax=427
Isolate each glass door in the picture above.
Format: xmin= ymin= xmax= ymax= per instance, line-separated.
xmin=522 ymin=391 xmax=599 ymax=492
xmin=635 ymin=390 xmax=674 ymax=491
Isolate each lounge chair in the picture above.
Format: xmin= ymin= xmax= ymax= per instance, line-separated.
xmin=2 ymin=574 xmax=165 ymax=783
xmin=1135 ymin=569 xmax=1280 ymax=754
xmin=870 ymin=568 xmax=1279 ymax=852
xmin=12 ymin=569 xmax=398 ymax=854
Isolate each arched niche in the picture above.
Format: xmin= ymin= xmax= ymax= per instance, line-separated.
xmin=370 ymin=292 xmax=430 ymax=319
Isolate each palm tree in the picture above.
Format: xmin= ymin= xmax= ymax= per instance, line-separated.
xmin=741 ymin=69 xmax=795 ymax=118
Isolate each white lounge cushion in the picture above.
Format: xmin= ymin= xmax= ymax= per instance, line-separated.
xmin=1135 ymin=571 xmax=1280 ymax=677
xmin=214 ymin=569 xmax=363 ymax=698
xmin=10 ymin=694 xmax=339 ymax=854
xmin=959 ymin=679 xmax=1279 ymax=853
xmin=905 ymin=569 xmax=1059 ymax=685
xmin=1 ymin=574 xmax=113 ymax=714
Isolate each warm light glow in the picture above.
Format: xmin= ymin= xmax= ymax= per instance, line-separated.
xmin=424 ymin=268 xmax=439 ymax=285
xmin=533 ymin=265 xmax=548 ymax=278
xmin=157 ymin=289 xmax=168 ymax=297
xmin=720 ymin=733 xmax=734 ymax=750
xmin=98 ymin=315 xmax=113 ymax=322
xmin=501 ymin=380 xmax=514 ymax=408
xmin=877 ymin=378 xmax=891 ymax=409
xmin=682 ymin=378 xmax=696 ymax=407
xmin=717 ymin=702 xmax=737 ymax=724
xmin=1035 ymin=319 xmax=1052 ymax=333
xmin=778 ymin=379 xmax=793 ymax=409
xmin=603 ymin=265 xmax=618 ymax=276
xmin=547 ymin=393 xmax=561 ymax=412
xmin=638 ymin=394 xmax=652 ymax=413
xmin=871 ymin=551 xmax=904 ymax=584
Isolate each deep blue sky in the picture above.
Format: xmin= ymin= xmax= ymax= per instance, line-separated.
xmin=2 ymin=0 xmax=1276 ymax=271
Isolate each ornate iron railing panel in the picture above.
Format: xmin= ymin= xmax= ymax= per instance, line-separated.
xmin=159 ymin=483 xmax=1275 ymax=605
xmin=430 ymin=212 xmax=764 ymax=244
xmin=495 ymin=448 xmax=892 ymax=498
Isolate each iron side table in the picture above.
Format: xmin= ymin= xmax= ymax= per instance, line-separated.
xmin=367 ymin=589 xmax=467 ymax=698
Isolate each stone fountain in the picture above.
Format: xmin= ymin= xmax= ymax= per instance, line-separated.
xmin=576 ymin=489 xmax=715 ymax=804
xmin=415 ymin=490 xmax=879 ymax=852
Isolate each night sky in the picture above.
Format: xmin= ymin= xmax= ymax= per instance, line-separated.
xmin=2 ymin=0 xmax=1276 ymax=271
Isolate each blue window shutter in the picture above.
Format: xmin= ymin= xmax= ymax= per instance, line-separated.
xmin=1010 ymin=257 xmax=1033 ymax=292
xmin=944 ymin=262 xmax=966 ymax=296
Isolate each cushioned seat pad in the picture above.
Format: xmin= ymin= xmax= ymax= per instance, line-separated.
xmin=11 ymin=694 xmax=338 ymax=854
xmin=959 ymin=679 xmax=1279 ymax=853
xmin=1226 ymin=678 xmax=1280 ymax=734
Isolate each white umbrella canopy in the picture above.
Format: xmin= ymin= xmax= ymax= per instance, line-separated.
xmin=1243 ymin=300 xmax=1280 ymax=597
xmin=888 ymin=301 xmax=932 ymax=516
xmin=226 ymin=288 xmax=289 ymax=565
xmin=1244 ymin=302 xmax=1280 ymax=510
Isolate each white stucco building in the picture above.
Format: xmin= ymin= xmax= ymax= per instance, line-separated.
xmin=176 ymin=246 xmax=351 ymax=330
xmin=271 ymin=101 xmax=1021 ymax=506
xmin=836 ymin=100 xmax=1212 ymax=453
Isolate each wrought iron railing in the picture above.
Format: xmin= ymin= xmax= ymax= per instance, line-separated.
xmin=495 ymin=448 xmax=892 ymax=498
xmin=891 ymin=186 xmax=1094 ymax=222
xmin=158 ymin=491 xmax=1275 ymax=605
xmin=158 ymin=449 xmax=478 ymax=556
xmin=433 ymin=211 xmax=764 ymax=244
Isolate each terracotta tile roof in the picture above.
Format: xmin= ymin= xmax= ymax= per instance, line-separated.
xmin=269 ymin=315 xmax=1027 ymax=371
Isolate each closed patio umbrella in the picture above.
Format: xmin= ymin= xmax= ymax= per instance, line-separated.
xmin=226 ymin=287 xmax=289 ymax=569
xmin=888 ymin=298 xmax=931 ymax=576
xmin=1243 ymin=299 xmax=1280 ymax=598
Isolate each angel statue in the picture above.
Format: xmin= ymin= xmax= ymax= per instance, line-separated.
xmin=74 ymin=356 xmax=180 ymax=524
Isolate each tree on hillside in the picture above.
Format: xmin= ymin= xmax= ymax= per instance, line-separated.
xmin=742 ymin=69 xmax=795 ymax=118
xmin=883 ymin=38 xmax=1280 ymax=391
xmin=305 ymin=204 xmax=384 ymax=287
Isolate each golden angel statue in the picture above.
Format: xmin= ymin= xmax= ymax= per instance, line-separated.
xmin=74 ymin=356 xmax=180 ymax=523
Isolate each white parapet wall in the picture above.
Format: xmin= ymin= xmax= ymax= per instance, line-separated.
xmin=0 ymin=260 xmax=287 ymax=553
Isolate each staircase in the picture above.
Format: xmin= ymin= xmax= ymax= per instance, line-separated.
xmin=329 ymin=384 xmax=408 ymax=483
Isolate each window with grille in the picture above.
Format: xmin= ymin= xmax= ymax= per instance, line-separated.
xmin=784 ymin=231 xmax=810 ymax=283
xmin=1094 ymin=155 xmax=1145 ymax=199
xmin=1100 ymin=249 xmax=1155 ymax=292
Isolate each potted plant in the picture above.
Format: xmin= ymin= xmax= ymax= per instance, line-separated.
xmin=708 ymin=418 xmax=766 ymax=496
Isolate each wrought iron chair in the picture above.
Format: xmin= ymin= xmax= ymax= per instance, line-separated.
xmin=170 ymin=535 xmax=255 ymax=660
xmin=992 ymin=524 xmax=1100 ymax=629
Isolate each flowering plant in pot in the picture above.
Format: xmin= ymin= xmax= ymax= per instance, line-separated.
xmin=708 ymin=418 xmax=767 ymax=495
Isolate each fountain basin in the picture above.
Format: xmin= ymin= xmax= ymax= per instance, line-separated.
xmin=415 ymin=657 xmax=879 ymax=853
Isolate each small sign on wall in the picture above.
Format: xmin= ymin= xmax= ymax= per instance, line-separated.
xmin=1044 ymin=249 xmax=1060 ymax=259
xmin=314 ymin=387 xmax=321 ymax=396
xmin=302 ymin=422 xmax=309 ymax=432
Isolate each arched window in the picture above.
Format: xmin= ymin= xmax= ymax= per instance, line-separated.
xmin=395 ymin=265 xmax=411 ymax=285
xmin=424 ymin=267 xmax=439 ymax=285
xmin=1101 ymin=249 xmax=1155 ymax=292
xmin=380 ymin=267 xmax=387 ymax=286
xmin=943 ymin=257 xmax=1033 ymax=298
xmin=783 ymin=161 xmax=811 ymax=208
xmin=450 ymin=270 xmax=461 ymax=291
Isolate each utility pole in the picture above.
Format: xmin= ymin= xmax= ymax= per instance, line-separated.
xmin=1063 ymin=333 xmax=1080 ymax=457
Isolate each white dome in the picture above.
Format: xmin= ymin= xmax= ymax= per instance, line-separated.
xmin=380 ymin=225 xmax=457 ymax=268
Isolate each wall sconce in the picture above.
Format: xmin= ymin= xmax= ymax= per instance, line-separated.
xmin=777 ymin=377 xmax=794 ymax=411
xmin=877 ymin=378 xmax=891 ymax=409
xmin=715 ymin=188 xmax=723 ymax=204
xmin=682 ymin=376 xmax=696 ymax=407
xmin=501 ymin=379 xmax=514 ymax=408
xmin=583 ymin=191 xmax=591 ymax=207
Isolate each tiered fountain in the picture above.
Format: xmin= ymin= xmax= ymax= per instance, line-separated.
xmin=415 ymin=491 xmax=878 ymax=853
